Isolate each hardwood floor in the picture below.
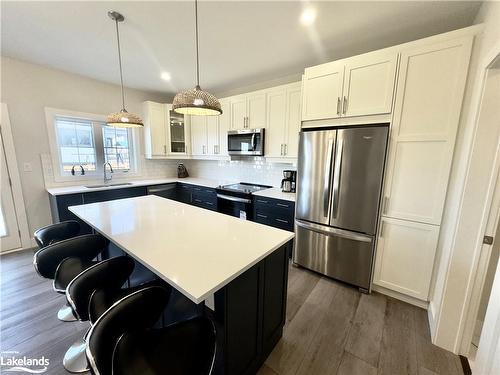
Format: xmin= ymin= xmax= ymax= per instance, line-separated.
xmin=0 ymin=250 xmax=463 ymax=375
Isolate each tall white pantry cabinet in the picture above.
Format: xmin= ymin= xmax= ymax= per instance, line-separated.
xmin=302 ymin=33 xmax=474 ymax=302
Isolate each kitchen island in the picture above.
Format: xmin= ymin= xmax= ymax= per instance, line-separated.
xmin=69 ymin=195 xmax=294 ymax=375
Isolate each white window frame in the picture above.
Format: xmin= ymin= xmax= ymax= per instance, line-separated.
xmin=45 ymin=107 xmax=142 ymax=183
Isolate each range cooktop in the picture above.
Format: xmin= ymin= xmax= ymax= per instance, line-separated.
xmin=217 ymin=182 xmax=271 ymax=195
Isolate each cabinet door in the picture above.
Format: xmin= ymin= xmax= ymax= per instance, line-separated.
xmin=166 ymin=104 xmax=187 ymax=155
xmin=230 ymin=96 xmax=247 ymax=129
xmin=285 ymin=84 xmax=302 ymax=158
xmin=342 ymin=50 xmax=397 ymax=117
xmin=190 ymin=116 xmax=207 ymax=156
xmin=218 ymin=98 xmax=231 ymax=156
xmin=265 ymin=89 xmax=287 ymax=157
xmin=247 ymin=92 xmax=266 ymax=129
xmin=302 ymin=61 xmax=344 ymax=121
xmin=373 ymin=217 xmax=439 ymax=300
xmin=143 ymin=102 xmax=167 ymax=157
xmin=206 ymin=116 xmax=219 ymax=156
xmin=383 ymin=37 xmax=473 ymax=225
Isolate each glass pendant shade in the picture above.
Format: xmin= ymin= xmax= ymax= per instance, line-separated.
xmin=173 ymin=85 xmax=222 ymax=116
xmin=106 ymin=109 xmax=144 ymax=128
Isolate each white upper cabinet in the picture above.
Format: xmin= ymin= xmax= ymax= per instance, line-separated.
xmin=247 ymin=92 xmax=266 ymax=129
xmin=218 ymin=99 xmax=230 ymax=156
xmin=166 ymin=104 xmax=189 ymax=156
xmin=206 ymin=116 xmax=219 ymax=156
xmin=302 ymin=61 xmax=344 ymax=121
xmin=230 ymin=96 xmax=248 ymax=130
xmin=230 ymin=91 xmax=266 ymax=129
xmin=265 ymin=82 xmax=302 ymax=158
xmin=143 ymin=101 xmax=167 ymax=158
xmin=190 ymin=115 xmax=207 ymax=156
xmin=301 ymin=51 xmax=398 ymax=121
xmin=342 ymin=50 xmax=397 ymax=117
xmin=373 ymin=217 xmax=440 ymax=300
xmin=382 ymin=37 xmax=473 ymax=225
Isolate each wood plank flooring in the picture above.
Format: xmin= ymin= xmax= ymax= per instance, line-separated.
xmin=1 ymin=250 xmax=463 ymax=375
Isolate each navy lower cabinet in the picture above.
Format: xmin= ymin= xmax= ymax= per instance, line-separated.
xmin=253 ymin=197 xmax=295 ymax=232
xmin=176 ymin=183 xmax=193 ymax=204
xmin=191 ymin=186 xmax=218 ymax=211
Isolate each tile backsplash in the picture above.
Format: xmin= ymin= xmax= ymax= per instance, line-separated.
xmin=41 ymin=152 xmax=296 ymax=188
xmin=182 ymin=159 xmax=296 ymax=187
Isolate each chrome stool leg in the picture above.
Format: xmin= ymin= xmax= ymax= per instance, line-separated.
xmin=63 ymin=338 xmax=88 ymax=373
xmin=57 ymin=304 xmax=77 ymax=322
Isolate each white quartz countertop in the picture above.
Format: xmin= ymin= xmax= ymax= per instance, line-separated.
xmin=46 ymin=177 xmax=229 ymax=196
xmin=69 ymin=195 xmax=294 ymax=304
xmin=253 ymin=187 xmax=295 ymax=202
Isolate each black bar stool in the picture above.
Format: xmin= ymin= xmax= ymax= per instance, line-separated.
xmin=33 ymin=234 xmax=108 ymax=321
xmin=34 ymin=220 xmax=81 ymax=249
xmin=86 ymin=286 xmax=216 ymax=375
xmin=63 ymin=256 xmax=169 ymax=373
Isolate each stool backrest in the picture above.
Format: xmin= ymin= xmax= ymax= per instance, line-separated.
xmin=66 ymin=256 xmax=135 ymax=321
xmin=33 ymin=234 xmax=108 ymax=279
xmin=86 ymin=286 xmax=170 ymax=375
xmin=34 ymin=221 xmax=81 ymax=248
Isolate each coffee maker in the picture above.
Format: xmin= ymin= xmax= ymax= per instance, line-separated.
xmin=281 ymin=170 xmax=296 ymax=193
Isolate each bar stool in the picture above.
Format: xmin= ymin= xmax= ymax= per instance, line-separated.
xmin=63 ymin=256 xmax=169 ymax=373
xmin=86 ymin=286 xmax=216 ymax=375
xmin=34 ymin=220 xmax=81 ymax=249
xmin=33 ymin=234 xmax=108 ymax=321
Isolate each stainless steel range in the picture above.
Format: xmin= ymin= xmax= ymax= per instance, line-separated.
xmin=216 ymin=183 xmax=271 ymax=220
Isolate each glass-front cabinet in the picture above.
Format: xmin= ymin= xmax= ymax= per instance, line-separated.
xmin=166 ymin=104 xmax=189 ymax=156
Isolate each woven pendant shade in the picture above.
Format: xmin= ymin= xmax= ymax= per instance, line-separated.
xmin=173 ymin=85 xmax=222 ymax=116
xmin=106 ymin=109 xmax=144 ymax=128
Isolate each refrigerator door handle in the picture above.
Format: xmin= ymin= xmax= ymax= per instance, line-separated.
xmin=331 ymin=138 xmax=343 ymax=219
xmin=323 ymin=138 xmax=335 ymax=217
xmin=295 ymin=219 xmax=372 ymax=243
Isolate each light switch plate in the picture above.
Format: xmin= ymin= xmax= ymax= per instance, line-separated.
xmin=23 ymin=162 xmax=32 ymax=172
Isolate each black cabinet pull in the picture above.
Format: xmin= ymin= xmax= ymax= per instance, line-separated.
xmin=257 ymin=214 xmax=268 ymax=219
xmin=256 ymin=200 xmax=268 ymax=204
xmin=206 ymin=202 xmax=214 ymax=206
xmin=275 ymin=218 xmax=288 ymax=223
xmin=276 ymin=203 xmax=289 ymax=208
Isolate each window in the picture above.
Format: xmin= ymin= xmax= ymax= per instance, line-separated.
xmin=49 ymin=110 xmax=137 ymax=179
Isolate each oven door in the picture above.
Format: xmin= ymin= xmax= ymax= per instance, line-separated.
xmin=217 ymin=193 xmax=253 ymax=220
xmin=227 ymin=129 xmax=264 ymax=156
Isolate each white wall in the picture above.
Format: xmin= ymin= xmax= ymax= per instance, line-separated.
xmin=1 ymin=57 xmax=172 ymax=237
xmin=429 ymin=1 xmax=500 ymax=352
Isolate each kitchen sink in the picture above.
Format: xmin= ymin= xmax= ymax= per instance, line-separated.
xmin=84 ymin=182 xmax=134 ymax=189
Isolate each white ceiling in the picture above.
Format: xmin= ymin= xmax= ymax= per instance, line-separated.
xmin=1 ymin=1 xmax=481 ymax=96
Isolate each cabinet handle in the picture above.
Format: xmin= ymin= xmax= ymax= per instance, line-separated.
xmin=203 ymin=145 xmax=206 ymax=154
xmin=257 ymin=214 xmax=268 ymax=219
xmin=276 ymin=203 xmax=290 ymax=208
xmin=379 ymin=222 xmax=385 ymax=238
xmin=164 ymin=145 xmax=167 ymax=154
xmin=280 ymin=144 xmax=283 ymax=156
xmin=343 ymin=96 xmax=348 ymax=114
xmin=275 ymin=218 xmax=289 ymax=224
xmin=337 ymin=97 xmax=341 ymax=116
xmin=256 ymin=199 xmax=268 ymax=204
xmin=284 ymin=144 xmax=287 ymax=156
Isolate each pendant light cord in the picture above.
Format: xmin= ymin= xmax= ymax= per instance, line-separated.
xmin=195 ymin=0 xmax=200 ymax=88
xmin=114 ymin=19 xmax=126 ymax=110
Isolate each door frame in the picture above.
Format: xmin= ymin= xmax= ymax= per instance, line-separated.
xmin=459 ymin=53 xmax=500 ymax=355
xmin=0 ymin=103 xmax=31 ymax=252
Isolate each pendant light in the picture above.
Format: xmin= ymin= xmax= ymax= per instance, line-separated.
xmin=106 ymin=11 xmax=143 ymax=128
xmin=173 ymin=0 xmax=222 ymax=116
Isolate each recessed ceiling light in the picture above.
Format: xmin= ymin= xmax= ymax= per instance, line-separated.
xmin=300 ymin=8 xmax=316 ymax=26
xmin=161 ymin=72 xmax=171 ymax=81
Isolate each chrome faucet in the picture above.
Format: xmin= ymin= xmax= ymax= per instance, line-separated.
xmin=103 ymin=162 xmax=114 ymax=183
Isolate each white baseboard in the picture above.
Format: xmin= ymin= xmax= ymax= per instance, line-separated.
xmin=372 ymin=284 xmax=429 ymax=309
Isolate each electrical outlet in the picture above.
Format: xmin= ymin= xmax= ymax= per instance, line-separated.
xmin=23 ymin=162 xmax=33 ymax=172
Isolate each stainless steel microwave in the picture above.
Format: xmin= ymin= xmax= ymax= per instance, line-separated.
xmin=227 ymin=129 xmax=265 ymax=156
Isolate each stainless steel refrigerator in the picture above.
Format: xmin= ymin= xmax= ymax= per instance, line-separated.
xmin=294 ymin=125 xmax=389 ymax=292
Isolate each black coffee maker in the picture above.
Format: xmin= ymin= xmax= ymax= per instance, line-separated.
xmin=281 ymin=170 xmax=296 ymax=193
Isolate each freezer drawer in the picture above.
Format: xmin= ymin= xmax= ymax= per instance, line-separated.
xmin=293 ymin=220 xmax=374 ymax=290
